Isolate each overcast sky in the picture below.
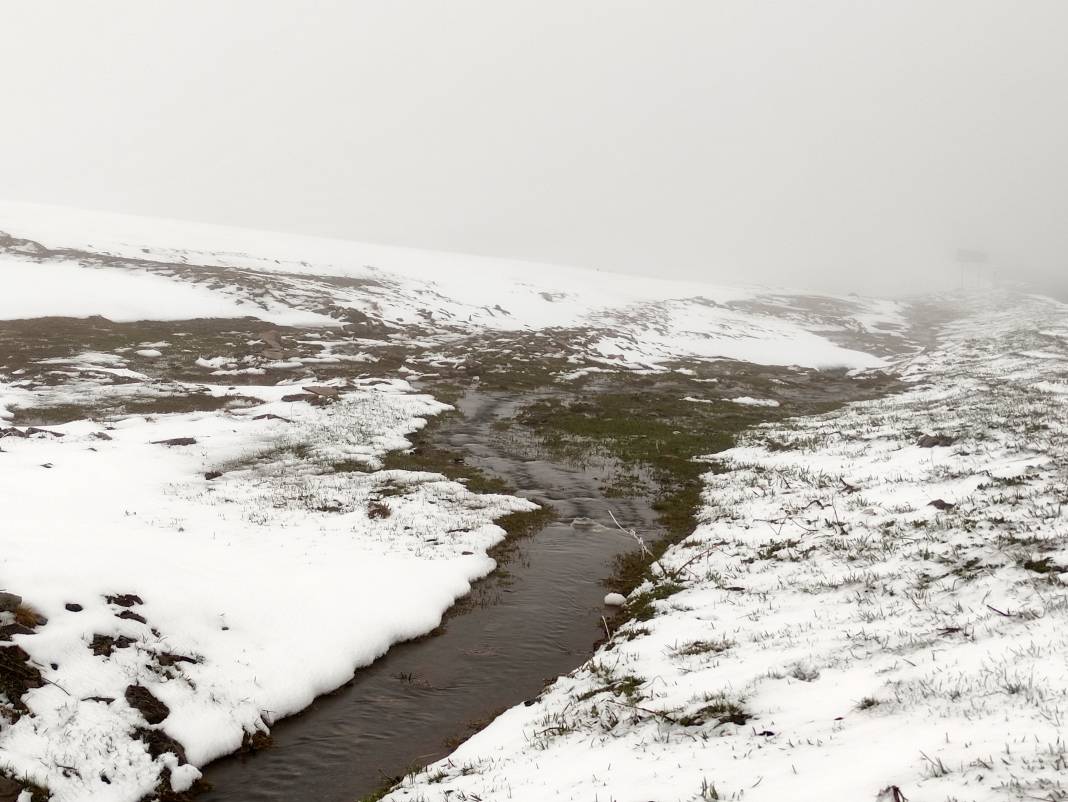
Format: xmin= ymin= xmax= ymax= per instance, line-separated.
xmin=1 ymin=2 xmax=1066 ymax=297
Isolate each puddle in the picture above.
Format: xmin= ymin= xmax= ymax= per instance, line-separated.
xmin=198 ymin=389 xmax=660 ymax=801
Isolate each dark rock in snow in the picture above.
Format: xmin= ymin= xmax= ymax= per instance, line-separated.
xmin=281 ymin=393 xmax=317 ymax=403
xmin=302 ymin=385 xmax=339 ymax=399
xmin=65 ymin=603 xmax=83 ymax=612
xmin=135 ymin=726 xmax=188 ymax=763
xmin=0 ymin=624 xmax=35 ymax=641
xmin=0 ymin=592 xmax=21 ymax=613
xmin=0 ymin=645 xmax=44 ymax=706
xmin=917 ymin=433 xmax=955 ymax=448
xmin=105 ymin=593 xmax=143 ymax=607
xmin=204 ymin=470 xmax=223 ymax=480
xmin=91 ymin=634 xmax=136 ymax=656
xmin=117 ymin=609 xmax=148 ymax=624
xmin=125 ymin=684 xmax=170 ymax=725
xmin=25 ymin=427 xmax=64 ymax=438
xmin=0 ymin=776 xmax=23 ymax=802
xmin=928 ymin=498 xmax=956 ymax=510
xmin=151 ymin=437 xmax=197 ymax=447
xmin=156 ymin=652 xmax=197 ymax=667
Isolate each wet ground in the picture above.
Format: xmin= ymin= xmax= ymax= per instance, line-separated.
xmin=199 ymin=389 xmax=659 ymax=801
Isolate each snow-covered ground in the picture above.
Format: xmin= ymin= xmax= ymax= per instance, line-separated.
xmin=383 ymin=294 xmax=1068 ymax=802
xmin=0 ymin=378 xmax=536 ymax=800
xmin=7 ymin=201 xmax=1045 ymax=802
xmin=0 ymin=201 xmax=904 ymax=371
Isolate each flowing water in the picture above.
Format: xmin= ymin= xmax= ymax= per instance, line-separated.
xmin=200 ymin=389 xmax=660 ymax=801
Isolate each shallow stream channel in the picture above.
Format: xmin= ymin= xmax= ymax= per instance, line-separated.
xmin=199 ymin=355 xmax=900 ymax=801
xmin=199 ymin=388 xmax=663 ymax=801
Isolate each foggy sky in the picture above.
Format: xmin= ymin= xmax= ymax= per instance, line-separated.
xmin=1 ymin=2 xmax=1066 ymax=298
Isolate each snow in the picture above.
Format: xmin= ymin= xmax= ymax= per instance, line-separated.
xmin=0 ymin=200 xmax=902 ymax=371
xmin=383 ymin=294 xmax=1068 ymax=802
xmin=729 ymin=395 xmax=781 ymax=407
xmin=0 ymin=200 xmax=957 ymax=801
xmin=0 ymin=380 xmax=533 ymax=800
xmin=0 ymin=257 xmax=335 ymax=326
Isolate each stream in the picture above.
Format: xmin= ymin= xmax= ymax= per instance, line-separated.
xmin=199 ymin=389 xmax=661 ymax=801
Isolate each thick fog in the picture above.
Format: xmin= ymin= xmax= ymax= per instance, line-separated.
xmin=1 ymin=2 xmax=1066 ymax=298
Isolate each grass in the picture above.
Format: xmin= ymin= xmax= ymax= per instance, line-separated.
xmin=381 ymin=412 xmax=510 ymax=495
xmin=509 ymin=376 xmax=791 ymax=625
xmin=677 ymin=695 xmax=750 ymax=728
xmin=673 ymin=638 xmax=734 ymax=657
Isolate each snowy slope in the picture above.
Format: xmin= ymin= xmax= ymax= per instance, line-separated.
xmin=0 ymin=201 xmax=917 ymax=802
xmin=383 ymin=293 xmax=1068 ymax=802
xmin=0 ymin=200 xmax=904 ymax=370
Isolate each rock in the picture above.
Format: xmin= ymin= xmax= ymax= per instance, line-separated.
xmin=91 ymin=431 xmax=113 ymax=441
xmin=156 ymin=652 xmax=197 ymax=667
xmin=0 ymin=592 xmax=21 ymax=613
xmin=65 ymin=603 xmax=83 ymax=612
xmin=204 ymin=470 xmax=223 ymax=480
xmin=125 ymin=684 xmax=170 ymax=724
xmin=135 ymin=726 xmax=188 ymax=764
xmin=91 ymin=634 xmax=136 ymax=656
xmin=0 ymin=624 xmax=35 ymax=641
xmin=0 ymin=776 xmax=22 ymax=802
xmin=151 ymin=437 xmax=197 ymax=447
xmin=0 ymin=645 xmax=44 ymax=704
xmin=604 ymin=593 xmax=627 ymax=606
xmin=876 ymin=787 xmax=909 ymax=802
xmin=917 ymin=433 xmax=955 ymax=448
xmin=281 ymin=393 xmax=317 ymax=403
xmin=302 ymin=385 xmax=339 ymax=399
xmin=25 ymin=427 xmax=64 ymax=438
xmin=105 ymin=593 xmax=143 ymax=607
xmin=117 ymin=609 xmax=148 ymax=624
xmin=572 ymin=517 xmax=608 ymax=532
xmin=928 ymin=499 xmax=956 ymax=510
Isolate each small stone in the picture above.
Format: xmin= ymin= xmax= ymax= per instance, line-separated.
xmin=0 ymin=592 xmax=21 ymax=613
xmin=0 ymin=624 xmax=34 ymax=641
xmin=0 ymin=776 xmax=22 ymax=802
xmin=125 ymin=685 xmax=170 ymax=725
xmin=302 ymin=385 xmax=339 ymax=399
xmin=928 ymin=499 xmax=955 ymax=511
xmin=603 ymin=593 xmax=627 ymax=606
xmin=151 ymin=437 xmax=197 ymax=447
xmin=65 ymin=603 xmax=83 ymax=612
xmin=204 ymin=470 xmax=223 ymax=480
xmin=917 ymin=433 xmax=955 ymax=448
